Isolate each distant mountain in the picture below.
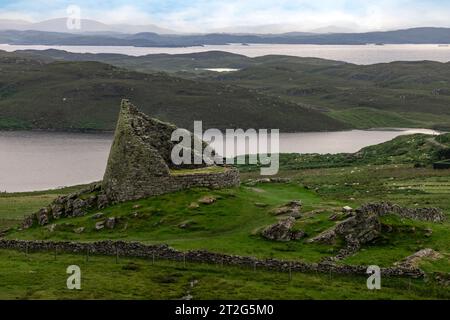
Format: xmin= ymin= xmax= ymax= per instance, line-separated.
xmin=210 ymin=24 xmax=315 ymax=35
xmin=0 ymin=19 xmax=31 ymax=30
xmin=0 ymin=27 xmax=450 ymax=46
xmin=0 ymin=18 xmax=177 ymax=35
xmin=309 ymin=25 xmax=359 ymax=34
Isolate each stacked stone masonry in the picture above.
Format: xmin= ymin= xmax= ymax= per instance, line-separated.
xmin=0 ymin=239 xmax=424 ymax=279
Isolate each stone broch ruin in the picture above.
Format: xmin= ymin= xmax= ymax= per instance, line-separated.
xmin=23 ymin=100 xmax=240 ymax=228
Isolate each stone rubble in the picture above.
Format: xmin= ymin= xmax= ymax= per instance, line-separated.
xmin=261 ymin=217 xmax=306 ymax=242
xmin=394 ymin=248 xmax=443 ymax=269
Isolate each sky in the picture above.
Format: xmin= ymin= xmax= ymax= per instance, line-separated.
xmin=0 ymin=0 xmax=449 ymax=33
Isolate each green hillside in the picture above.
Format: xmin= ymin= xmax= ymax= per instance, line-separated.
xmin=17 ymin=49 xmax=450 ymax=131
xmin=0 ymin=51 xmax=347 ymax=132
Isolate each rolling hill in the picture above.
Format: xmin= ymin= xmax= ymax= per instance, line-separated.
xmin=2 ymin=27 xmax=450 ymax=46
xmin=17 ymin=49 xmax=450 ymax=130
xmin=0 ymin=51 xmax=347 ymax=132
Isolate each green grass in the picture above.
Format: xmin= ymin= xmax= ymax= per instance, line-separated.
xmin=0 ymin=249 xmax=448 ymax=300
xmin=6 ymin=183 xmax=344 ymax=262
xmin=329 ymin=107 xmax=420 ymax=129
xmin=2 ymin=134 xmax=450 ymax=299
xmin=170 ymin=166 xmax=227 ymax=175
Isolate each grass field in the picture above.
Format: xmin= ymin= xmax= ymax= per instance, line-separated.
xmin=1 ymin=133 xmax=449 ymax=300
xmin=0 ymin=249 xmax=448 ymax=300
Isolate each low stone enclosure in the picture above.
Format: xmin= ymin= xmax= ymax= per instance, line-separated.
xmin=22 ymin=100 xmax=240 ymax=228
xmin=0 ymin=239 xmax=425 ymax=279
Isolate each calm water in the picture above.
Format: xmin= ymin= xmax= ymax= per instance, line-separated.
xmin=0 ymin=129 xmax=439 ymax=192
xmin=2 ymin=43 xmax=450 ymax=64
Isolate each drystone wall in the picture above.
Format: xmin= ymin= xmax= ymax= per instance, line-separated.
xmin=0 ymin=239 xmax=424 ymax=278
xmin=358 ymin=202 xmax=446 ymax=223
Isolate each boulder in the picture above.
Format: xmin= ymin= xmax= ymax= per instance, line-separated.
xmin=74 ymin=227 xmax=85 ymax=234
xmin=95 ymin=221 xmax=105 ymax=231
xmin=47 ymin=224 xmax=57 ymax=232
xmin=72 ymin=198 xmax=87 ymax=217
xmin=198 ymin=196 xmax=216 ymax=205
xmin=254 ymin=203 xmax=269 ymax=208
xmin=261 ymin=217 xmax=306 ymax=242
xmin=342 ymin=206 xmax=353 ymax=213
xmin=22 ymin=216 xmax=34 ymax=229
xmin=97 ymin=194 xmax=109 ymax=209
xmin=188 ymin=202 xmax=200 ymax=209
xmin=105 ymin=217 xmax=116 ymax=229
xmin=92 ymin=212 xmax=105 ymax=220
xmin=37 ymin=208 xmax=50 ymax=226
xmin=51 ymin=204 xmax=65 ymax=220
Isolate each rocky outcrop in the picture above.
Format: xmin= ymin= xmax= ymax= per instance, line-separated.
xmin=271 ymin=201 xmax=302 ymax=218
xmin=261 ymin=217 xmax=306 ymax=242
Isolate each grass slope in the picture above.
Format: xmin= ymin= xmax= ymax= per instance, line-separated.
xmin=0 ymin=51 xmax=347 ymax=132
xmin=17 ymin=49 xmax=450 ymax=130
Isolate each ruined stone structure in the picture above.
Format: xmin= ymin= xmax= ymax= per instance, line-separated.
xmin=22 ymin=100 xmax=240 ymax=228
xmin=308 ymin=201 xmax=446 ymax=261
xmin=102 ymin=100 xmax=239 ymax=202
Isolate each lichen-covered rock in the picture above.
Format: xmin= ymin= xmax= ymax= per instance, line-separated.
xmin=95 ymin=221 xmax=105 ymax=231
xmin=72 ymin=199 xmax=87 ymax=217
xmin=188 ymin=202 xmax=200 ymax=209
xmin=37 ymin=207 xmax=50 ymax=226
xmin=198 ymin=196 xmax=216 ymax=205
xmin=51 ymin=204 xmax=64 ymax=220
xmin=261 ymin=217 xmax=306 ymax=242
xmin=74 ymin=227 xmax=85 ymax=234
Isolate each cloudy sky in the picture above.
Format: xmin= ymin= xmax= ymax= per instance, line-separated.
xmin=0 ymin=0 xmax=449 ymax=32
